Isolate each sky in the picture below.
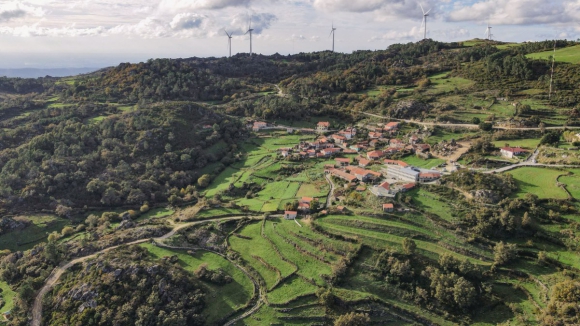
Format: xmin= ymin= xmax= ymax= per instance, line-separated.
xmin=0 ymin=0 xmax=579 ymax=69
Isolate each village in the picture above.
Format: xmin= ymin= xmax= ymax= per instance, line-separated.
xmin=250 ymin=120 xmax=451 ymax=219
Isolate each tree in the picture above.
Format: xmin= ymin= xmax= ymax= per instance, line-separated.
xmin=402 ymin=238 xmax=417 ymax=255
xmin=471 ymin=117 xmax=481 ymax=124
xmin=127 ymin=188 xmax=147 ymax=204
xmin=197 ymin=174 xmax=212 ymax=188
xmin=55 ymin=205 xmax=73 ymax=218
xmin=334 ymin=312 xmax=370 ymax=326
xmin=479 ymin=122 xmax=493 ymax=131
xmin=310 ymin=198 xmax=320 ymax=212
xmin=453 ymin=277 xmax=477 ymax=309
xmin=493 ymin=241 xmax=517 ymax=265
xmin=61 ymin=226 xmax=74 ymax=236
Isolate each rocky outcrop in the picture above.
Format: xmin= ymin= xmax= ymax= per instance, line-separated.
xmin=389 ymin=100 xmax=430 ymax=119
xmin=470 ymin=189 xmax=501 ymax=204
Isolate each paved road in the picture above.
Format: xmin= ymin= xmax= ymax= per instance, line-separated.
xmin=324 ymin=174 xmax=336 ymax=208
xmin=362 ymin=112 xmax=580 ymax=131
xmin=32 ymin=216 xmax=258 ymax=326
xmin=482 ymin=162 xmax=580 ymax=174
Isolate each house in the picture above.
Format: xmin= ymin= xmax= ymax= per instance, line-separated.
xmin=389 ymin=139 xmax=404 ymax=147
xmin=252 ymin=121 xmax=268 ymax=131
xmin=350 ymin=145 xmax=364 ymax=152
xmin=299 ymin=151 xmax=308 ymax=158
xmin=384 ymin=147 xmax=401 ymax=155
xmin=284 ymin=211 xmax=298 ymax=220
xmin=347 ymin=166 xmax=381 ymax=182
xmin=324 ymin=164 xmax=335 ymax=170
xmin=358 ymin=158 xmax=371 ymax=167
xmin=286 ymin=127 xmax=294 ymax=133
xmin=328 ymin=169 xmax=358 ymax=182
xmin=322 ymin=148 xmax=342 ymax=157
xmin=369 ymin=132 xmax=383 ymax=139
xmin=332 ymin=134 xmax=348 ymax=145
xmin=298 ymin=202 xmax=310 ymax=212
xmin=400 ymin=183 xmax=416 ymax=192
xmin=409 ymin=135 xmax=420 ymax=144
xmin=300 ymin=197 xmax=314 ymax=204
xmin=307 ymin=149 xmax=316 ymax=157
xmin=335 ymin=158 xmax=351 ymax=166
xmin=341 ymin=128 xmax=357 ymax=139
xmin=384 ymin=122 xmax=400 ymax=131
xmin=370 ymin=181 xmax=392 ymax=197
xmin=336 ymin=206 xmax=346 ymax=213
xmin=369 ymin=139 xmax=379 ymax=148
xmin=500 ymin=147 xmax=527 ymax=158
xmin=281 ymin=151 xmax=289 ymax=158
xmin=367 ymin=150 xmax=385 ymax=160
xmin=419 ymin=172 xmax=442 ymax=183
xmin=316 ymin=121 xmax=330 ymax=133
xmin=383 ymin=203 xmax=394 ymax=212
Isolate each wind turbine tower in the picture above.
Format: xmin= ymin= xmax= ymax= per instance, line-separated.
xmin=420 ymin=4 xmax=431 ymax=40
xmin=245 ymin=17 xmax=254 ymax=56
xmin=485 ymin=23 xmax=493 ymax=40
xmin=330 ymin=24 xmax=337 ymax=52
xmin=225 ymin=31 xmax=233 ymax=57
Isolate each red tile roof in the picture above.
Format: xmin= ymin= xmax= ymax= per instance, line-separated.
xmin=383 ymin=203 xmax=394 ymax=209
xmin=318 ymin=121 xmax=330 ymax=127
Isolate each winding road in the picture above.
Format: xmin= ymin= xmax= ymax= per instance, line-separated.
xmin=31 ymin=216 xmax=261 ymax=326
xmin=362 ymin=112 xmax=580 ymax=130
xmin=324 ymin=174 xmax=336 ymax=208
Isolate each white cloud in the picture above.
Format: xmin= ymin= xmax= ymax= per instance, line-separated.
xmin=448 ymin=0 xmax=580 ymax=25
xmin=369 ymin=26 xmax=423 ymax=41
xmin=158 ymin=0 xmax=251 ymax=11
xmin=0 ymin=1 xmax=44 ymax=22
xmin=228 ymin=12 xmax=277 ymax=34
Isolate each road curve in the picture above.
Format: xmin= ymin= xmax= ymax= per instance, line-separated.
xmin=324 ymin=174 xmax=336 ymax=209
xmin=31 ymin=216 xmax=256 ymax=326
xmin=362 ymin=112 xmax=580 ymax=131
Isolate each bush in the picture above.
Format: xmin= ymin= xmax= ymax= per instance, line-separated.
xmin=140 ymin=203 xmax=150 ymax=213
xmin=61 ymin=226 xmax=74 ymax=237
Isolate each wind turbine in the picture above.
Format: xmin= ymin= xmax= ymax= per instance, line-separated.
xmin=329 ymin=23 xmax=337 ymax=52
xmin=245 ymin=16 xmax=254 ymax=56
xmin=485 ymin=23 xmax=493 ymax=40
xmin=420 ymin=4 xmax=431 ymax=40
xmin=224 ymin=30 xmax=233 ymax=57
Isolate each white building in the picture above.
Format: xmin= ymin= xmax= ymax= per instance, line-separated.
xmin=500 ymin=147 xmax=527 ymax=158
xmin=284 ymin=211 xmax=298 ymax=220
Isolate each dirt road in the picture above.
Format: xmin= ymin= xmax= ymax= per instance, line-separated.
xmin=31 ymin=216 xmax=258 ymax=326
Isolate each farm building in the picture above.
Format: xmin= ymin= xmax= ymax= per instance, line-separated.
xmin=370 ymin=181 xmax=393 ymax=197
xmin=383 ymin=203 xmax=394 ymax=212
xmin=284 ymin=211 xmax=298 ymax=220
xmin=500 ymin=147 xmax=527 ymax=158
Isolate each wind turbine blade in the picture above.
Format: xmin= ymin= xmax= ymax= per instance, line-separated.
xmin=329 ymin=30 xmax=333 ymax=37
xmin=425 ymin=8 xmax=431 ymax=15
xmin=419 ymin=3 xmax=425 ymax=15
xmin=420 ymin=17 xmax=425 ymax=29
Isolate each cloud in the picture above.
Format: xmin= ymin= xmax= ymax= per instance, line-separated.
xmin=229 ymin=12 xmax=277 ymax=34
xmin=170 ymin=13 xmax=206 ymax=30
xmin=159 ymin=0 xmax=251 ymax=11
xmin=369 ymin=26 xmax=423 ymax=41
xmin=0 ymin=1 xmax=44 ymax=22
xmin=312 ymin=0 xmax=439 ymax=19
xmin=448 ymin=0 xmax=580 ymax=25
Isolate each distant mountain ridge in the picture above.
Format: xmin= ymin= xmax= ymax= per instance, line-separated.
xmin=0 ymin=67 xmax=100 ymax=78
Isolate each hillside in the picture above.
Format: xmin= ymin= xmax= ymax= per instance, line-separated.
xmin=0 ymin=39 xmax=579 ymax=325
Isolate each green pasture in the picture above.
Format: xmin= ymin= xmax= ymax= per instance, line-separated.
xmin=0 ymin=215 xmax=71 ymax=252
xmin=507 ymin=167 xmax=569 ymax=199
xmin=526 ymin=45 xmax=580 ymax=64
xmin=401 ymin=155 xmax=445 ymax=169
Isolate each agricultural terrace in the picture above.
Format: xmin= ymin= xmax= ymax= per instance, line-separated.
xmin=202 ymin=133 xmax=330 ymax=213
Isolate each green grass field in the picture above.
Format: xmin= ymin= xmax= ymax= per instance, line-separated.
xmin=0 ymin=281 xmax=15 ymax=313
xmin=0 ymin=215 xmax=71 ymax=251
xmin=428 ymin=72 xmax=474 ymax=93
xmin=507 ymin=167 xmax=569 ymax=199
xmin=492 ymin=138 xmax=540 ymax=149
xmin=526 ymin=45 xmax=580 ymax=64
xmin=136 ymin=208 xmax=174 ymax=222
xmin=205 ymin=167 xmax=242 ymax=197
xmin=410 ymin=189 xmax=458 ymax=222
xmin=559 ymin=169 xmax=580 ymax=200
xmin=140 ymin=243 xmax=253 ymax=324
